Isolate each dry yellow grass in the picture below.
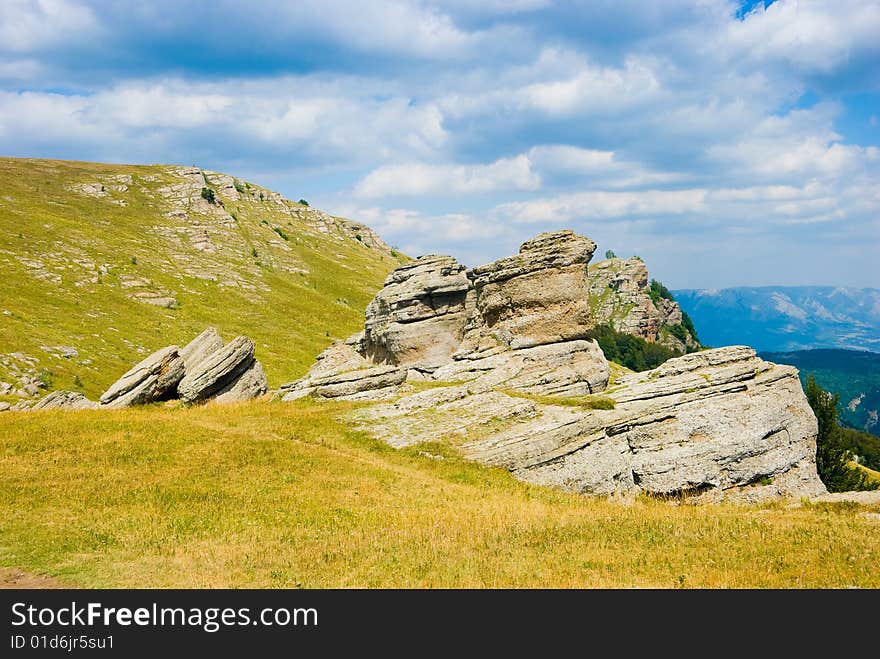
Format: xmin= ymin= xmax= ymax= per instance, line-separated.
xmin=1 ymin=400 xmax=878 ymax=588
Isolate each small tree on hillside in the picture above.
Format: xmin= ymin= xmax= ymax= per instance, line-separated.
xmin=805 ymin=375 xmax=876 ymax=492
xmin=605 ymin=249 xmax=616 ymax=259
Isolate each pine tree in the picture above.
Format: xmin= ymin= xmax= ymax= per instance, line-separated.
xmin=804 ymin=375 xmax=876 ymax=492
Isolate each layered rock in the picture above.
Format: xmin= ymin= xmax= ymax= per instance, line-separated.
xmin=31 ymin=390 xmax=98 ymax=410
xmin=588 ymin=257 xmax=698 ymax=348
xmin=99 ymin=345 xmax=185 ymax=408
xmin=362 ymin=255 xmax=472 ymax=367
xmin=470 ymin=230 xmax=596 ymax=349
xmin=281 ymin=229 xmax=825 ymax=502
xmin=178 ymin=335 xmax=264 ymax=404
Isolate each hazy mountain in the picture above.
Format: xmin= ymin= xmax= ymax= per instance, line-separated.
xmin=672 ymin=286 xmax=880 ymax=352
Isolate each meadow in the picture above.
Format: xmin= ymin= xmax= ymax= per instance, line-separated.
xmin=1 ymin=399 xmax=878 ymax=589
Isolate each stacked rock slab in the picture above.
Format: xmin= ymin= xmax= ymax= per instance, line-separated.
xmin=64 ymin=327 xmax=270 ymax=409
xmin=281 ymin=229 xmax=826 ymax=502
xmin=99 ymin=345 xmax=185 ymax=408
xmin=31 ymin=390 xmax=98 ymax=410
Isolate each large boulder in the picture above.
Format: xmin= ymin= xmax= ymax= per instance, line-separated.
xmin=212 ymin=359 xmax=268 ymax=403
xmin=362 ymin=255 xmax=472 ymax=367
xmin=470 ymin=230 xmax=596 ymax=349
xmin=177 ymin=336 xmax=258 ymax=404
xmin=31 ymin=390 xmax=98 ymax=410
xmin=99 ymin=345 xmax=185 ymax=408
xmin=179 ymin=327 xmax=225 ymax=370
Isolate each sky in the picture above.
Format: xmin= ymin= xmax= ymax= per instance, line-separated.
xmin=1 ymin=0 xmax=878 ymax=289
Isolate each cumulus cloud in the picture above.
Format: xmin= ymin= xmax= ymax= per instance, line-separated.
xmin=0 ymin=0 xmax=878 ymax=287
xmin=354 ymin=155 xmax=539 ymax=198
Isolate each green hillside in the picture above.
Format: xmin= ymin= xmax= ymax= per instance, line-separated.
xmin=0 ymin=157 xmax=406 ymax=402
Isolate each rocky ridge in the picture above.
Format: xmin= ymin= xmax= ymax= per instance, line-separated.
xmin=281 ymin=230 xmax=826 ymax=502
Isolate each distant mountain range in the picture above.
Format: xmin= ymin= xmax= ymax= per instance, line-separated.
xmin=672 ymin=286 xmax=880 ymax=353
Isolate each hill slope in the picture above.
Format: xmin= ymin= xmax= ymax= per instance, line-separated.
xmin=673 ymin=286 xmax=880 ymax=352
xmin=0 ymin=157 xmax=406 ymax=403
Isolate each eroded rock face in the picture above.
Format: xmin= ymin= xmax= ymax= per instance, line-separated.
xmin=281 ymin=229 xmax=825 ymax=502
xmin=362 ymin=255 xmax=472 ymax=367
xmin=588 ymin=257 xmax=698 ymax=348
xmin=99 ymin=345 xmax=185 ymax=408
xmin=180 ymin=327 xmax=225 ymax=371
xmin=471 ymin=230 xmax=596 ymax=349
xmin=178 ymin=336 xmax=258 ymax=404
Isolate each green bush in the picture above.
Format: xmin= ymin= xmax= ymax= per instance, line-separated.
xmin=298 ymin=199 xmax=309 ymax=206
xmin=201 ymin=187 xmax=216 ymax=204
xmin=586 ymin=324 xmax=680 ymax=372
xmin=273 ymin=227 xmax=289 ymax=241
xmin=805 ymin=375 xmax=877 ymax=492
xmin=233 ymin=179 xmax=246 ymax=194
xmin=605 ymin=249 xmax=616 ymax=259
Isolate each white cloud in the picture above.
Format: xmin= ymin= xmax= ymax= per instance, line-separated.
xmin=495 ymin=189 xmax=707 ymax=224
xmin=0 ymin=0 xmax=98 ymax=53
xmin=354 ymin=154 xmax=539 ymax=198
xmin=726 ymin=0 xmax=880 ymax=74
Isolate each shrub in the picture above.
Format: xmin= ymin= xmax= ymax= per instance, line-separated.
xmin=233 ymin=179 xmax=246 ymax=194
xmin=805 ymin=375 xmax=877 ymax=492
xmin=355 ymin=234 xmax=363 ymax=242
xmin=298 ymin=199 xmax=309 ymax=206
xmin=251 ymin=247 xmax=258 ymax=258
xmin=38 ymin=368 xmax=53 ymax=389
xmin=647 ymin=278 xmax=675 ymax=305
xmin=201 ymin=187 xmax=216 ymax=204
xmin=585 ymin=324 xmax=680 ymax=372
xmin=273 ymin=227 xmax=289 ymax=241
xmin=605 ymin=249 xmax=616 ymax=259
xmin=130 ymin=256 xmax=137 ymax=265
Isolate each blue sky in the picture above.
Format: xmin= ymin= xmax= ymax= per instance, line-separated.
xmin=1 ymin=0 xmax=878 ymax=288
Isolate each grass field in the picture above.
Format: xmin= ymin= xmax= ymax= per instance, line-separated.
xmin=1 ymin=400 xmax=878 ymax=589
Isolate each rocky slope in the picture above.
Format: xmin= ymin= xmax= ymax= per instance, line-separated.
xmin=281 ymin=230 xmax=825 ymax=502
xmin=0 ymin=157 xmax=406 ymax=406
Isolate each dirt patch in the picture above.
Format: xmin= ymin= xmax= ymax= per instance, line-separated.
xmin=0 ymin=567 xmax=69 ymax=589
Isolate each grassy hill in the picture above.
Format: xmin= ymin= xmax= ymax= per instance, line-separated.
xmin=0 ymin=157 xmax=406 ymax=403
xmin=2 ymin=399 xmax=878 ymax=588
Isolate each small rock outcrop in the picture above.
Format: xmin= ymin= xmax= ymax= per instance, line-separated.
xmin=99 ymin=345 xmax=185 ymax=408
xmin=178 ymin=335 xmax=262 ymax=403
xmin=281 ymin=229 xmax=826 ymax=502
xmin=31 ymin=390 xmax=99 ymax=410
xmin=588 ymin=257 xmax=699 ymax=350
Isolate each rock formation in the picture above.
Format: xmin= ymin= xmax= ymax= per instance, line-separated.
xmin=100 ymin=345 xmax=185 ymax=408
xmin=21 ymin=327 xmax=268 ymax=412
xmin=178 ymin=335 xmax=262 ymax=403
xmin=281 ymin=230 xmax=826 ymax=502
xmin=587 ymin=256 xmax=698 ymax=351
xmin=30 ymin=390 xmax=98 ymax=410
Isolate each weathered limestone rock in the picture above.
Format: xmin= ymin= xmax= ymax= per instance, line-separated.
xmin=362 ymin=255 xmax=472 ymax=367
xmin=282 ymin=229 xmax=826 ymax=502
xmin=31 ymin=390 xmax=98 ymax=410
xmin=588 ymin=257 xmax=698 ymax=348
xmin=178 ymin=336 xmax=257 ymax=403
xmin=470 ymin=230 xmax=596 ymax=349
xmin=179 ymin=327 xmax=225 ymax=371
xmin=352 ymin=347 xmax=824 ymax=500
xmin=0 ymin=402 xmax=9 ymax=412
xmin=212 ymin=359 xmax=268 ymax=403
xmin=99 ymin=345 xmax=185 ymax=408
